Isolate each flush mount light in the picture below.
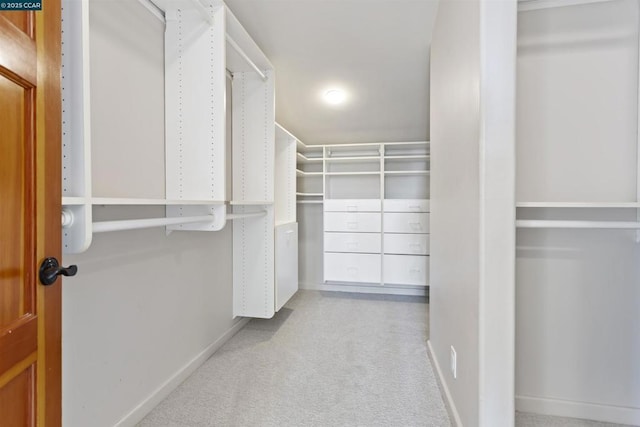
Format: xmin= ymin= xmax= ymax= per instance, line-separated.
xmin=324 ymin=89 xmax=347 ymax=105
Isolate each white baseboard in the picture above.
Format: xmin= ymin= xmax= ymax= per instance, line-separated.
xmin=427 ymin=340 xmax=463 ymax=427
xmin=114 ymin=318 xmax=251 ymax=427
xmin=516 ymin=395 xmax=640 ymax=426
xmin=300 ymin=281 xmax=428 ymax=297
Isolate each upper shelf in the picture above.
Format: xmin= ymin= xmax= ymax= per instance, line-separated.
xmin=516 ymin=202 xmax=640 ymax=208
xmin=297 ymin=153 xmax=323 ymax=163
xmin=79 ymin=198 xmax=226 ymax=206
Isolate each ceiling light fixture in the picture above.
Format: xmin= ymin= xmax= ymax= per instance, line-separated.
xmin=324 ymin=89 xmax=347 ymax=105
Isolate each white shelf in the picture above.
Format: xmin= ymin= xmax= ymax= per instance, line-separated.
xmin=296 ymin=169 xmax=323 ymax=177
xmin=516 ymin=220 xmax=640 ymax=229
xmin=384 ymin=171 xmax=431 ymax=176
xmin=325 ymin=172 xmax=381 ymax=176
xmin=325 ymin=156 xmax=380 ymax=162
xmin=384 ymin=155 xmax=430 ymax=160
xmin=297 ymin=153 xmax=323 ymax=163
xmin=229 ymin=200 xmax=274 ymax=206
xmin=90 ymin=198 xmax=225 ymax=206
xmin=516 ymin=202 xmax=640 ymax=208
xmin=297 ymin=200 xmax=324 ymax=204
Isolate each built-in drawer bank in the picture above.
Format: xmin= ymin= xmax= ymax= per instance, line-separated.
xmin=383 ymin=254 xmax=429 ymax=286
xmin=325 ymin=212 xmax=381 ymax=233
xmin=383 ymin=212 xmax=429 ymax=233
xmin=324 ymin=253 xmax=382 ymax=284
xmin=324 ymin=199 xmax=381 ymax=212
xmin=383 ymin=199 xmax=430 ymax=213
xmin=383 ymin=234 xmax=429 ymax=255
xmin=324 ymin=232 xmax=381 ymax=253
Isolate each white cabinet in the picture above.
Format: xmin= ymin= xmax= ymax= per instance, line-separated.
xmin=383 ymin=199 xmax=430 ymax=213
xmin=324 ymin=232 xmax=382 ymax=253
xmin=302 ymin=141 xmax=429 ymax=292
xmin=324 ymin=253 xmax=382 ymax=283
xmin=324 ymin=212 xmax=382 ymax=233
xmin=381 ymin=200 xmax=429 ymax=287
xmin=383 ymin=234 xmax=429 ymax=255
xmin=383 ymin=213 xmax=430 ymax=233
xmin=383 ymin=255 xmax=429 ymax=286
xmin=275 ymin=223 xmax=298 ymax=312
xmin=324 ymin=199 xmax=381 ymax=212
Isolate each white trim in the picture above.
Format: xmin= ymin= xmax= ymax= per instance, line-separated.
xmin=428 ymin=340 xmax=463 ymax=427
xmin=114 ymin=318 xmax=251 ymax=427
xmin=516 ymin=202 xmax=640 ymax=208
xmin=516 ymin=220 xmax=640 ymax=229
xmin=515 ymin=395 xmax=640 ymax=425
xmin=299 ymin=281 xmax=428 ymax=297
xmin=518 ymin=0 xmax=617 ymax=12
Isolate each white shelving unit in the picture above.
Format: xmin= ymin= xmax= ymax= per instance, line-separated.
xmin=296 ymin=141 xmax=430 ymax=292
xmin=62 ymin=0 xmax=298 ymax=318
xmin=274 ymin=124 xmax=299 ymax=311
xmin=296 ymin=140 xmax=324 ymax=205
xmin=61 ymin=0 xmax=232 ymax=253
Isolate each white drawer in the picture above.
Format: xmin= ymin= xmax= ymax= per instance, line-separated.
xmin=325 ymin=232 xmax=381 ymax=253
xmin=324 ymin=199 xmax=381 ymax=212
xmin=383 ymin=254 xmax=429 ymax=286
xmin=383 ymin=199 xmax=430 ymax=213
xmin=383 ymin=213 xmax=429 ymax=233
xmin=383 ymin=234 xmax=429 ymax=255
xmin=324 ymin=253 xmax=381 ymax=283
xmin=325 ymin=212 xmax=381 ymax=233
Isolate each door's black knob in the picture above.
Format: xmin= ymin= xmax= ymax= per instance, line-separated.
xmin=39 ymin=257 xmax=77 ymax=286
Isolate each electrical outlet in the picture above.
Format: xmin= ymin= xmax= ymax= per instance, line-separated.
xmin=450 ymin=346 xmax=457 ymax=379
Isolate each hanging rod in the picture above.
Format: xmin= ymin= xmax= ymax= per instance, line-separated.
xmin=92 ymin=215 xmax=215 ymax=233
xmin=226 ymin=211 xmax=268 ymax=220
xmin=516 ymin=220 xmax=640 ymax=229
xmin=225 ymin=35 xmax=268 ymax=81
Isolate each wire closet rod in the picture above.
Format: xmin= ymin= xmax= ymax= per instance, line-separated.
xmin=226 ymin=35 xmax=268 ymax=81
xmin=516 ymin=220 xmax=640 ymax=229
xmin=92 ymin=215 xmax=215 ymax=233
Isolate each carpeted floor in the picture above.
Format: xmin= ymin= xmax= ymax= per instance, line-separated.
xmin=138 ymin=290 xmax=450 ymax=426
xmin=515 ymin=412 xmax=636 ymax=427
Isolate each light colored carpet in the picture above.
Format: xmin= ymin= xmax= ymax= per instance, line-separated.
xmin=138 ymin=290 xmax=450 ymax=426
xmin=516 ymin=412 xmax=636 ymax=427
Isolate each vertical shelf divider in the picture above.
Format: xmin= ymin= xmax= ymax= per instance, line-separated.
xmin=164 ymin=2 xmax=227 ymax=232
xmin=61 ymin=0 xmax=93 ymax=254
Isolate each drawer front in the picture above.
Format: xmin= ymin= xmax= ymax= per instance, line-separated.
xmin=383 ymin=199 xmax=430 ymax=213
xmin=383 ymin=254 xmax=429 ymax=286
xmin=383 ymin=213 xmax=429 ymax=233
xmin=325 ymin=212 xmax=381 ymax=233
xmin=325 ymin=232 xmax=381 ymax=254
xmin=324 ymin=199 xmax=381 ymax=212
xmin=324 ymin=253 xmax=381 ymax=283
xmin=383 ymin=234 xmax=429 ymax=255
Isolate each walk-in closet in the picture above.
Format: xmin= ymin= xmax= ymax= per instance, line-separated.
xmin=3 ymin=0 xmax=638 ymax=425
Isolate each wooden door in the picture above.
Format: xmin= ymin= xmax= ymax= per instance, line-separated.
xmin=0 ymin=2 xmax=62 ymax=426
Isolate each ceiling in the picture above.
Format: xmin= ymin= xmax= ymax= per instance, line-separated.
xmin=224 ymin=0 xmax=440 ymax=145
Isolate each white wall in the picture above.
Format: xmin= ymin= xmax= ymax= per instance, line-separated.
xmin=61 ymin=2 xmax=242 ymax=425
xmin=516 ymin=1 xmax=640 ymax=424
xmin=429 ymin=0 xmax=516 ymax=425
